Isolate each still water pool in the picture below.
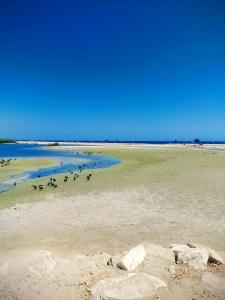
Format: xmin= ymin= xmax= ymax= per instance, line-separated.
xmin=0 ymin=144 xmax=121 ymax=192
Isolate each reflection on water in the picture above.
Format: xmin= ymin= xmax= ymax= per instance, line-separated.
xmin=0 ymin=144 xmax=121 ymax=193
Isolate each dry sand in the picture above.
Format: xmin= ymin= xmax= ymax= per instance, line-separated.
xmin=0 ymin=186 xmax=225 ymax=254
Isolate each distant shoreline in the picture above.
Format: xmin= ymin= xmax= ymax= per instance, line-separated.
xmin=16 ymin=140 xmax=225 ymax=145
xmin=14 ymin=140 xmax=225 ymax=152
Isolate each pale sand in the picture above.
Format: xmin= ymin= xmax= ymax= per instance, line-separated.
xmin=1 ymin=143 xmax=225 ymax=299
xmin=0 ymin=187 xmax=225 ymax=299
xmin=1 ymin=185 xmax=225 ymax=253
xmin=16 ymin=140 xmax=225 ymax=149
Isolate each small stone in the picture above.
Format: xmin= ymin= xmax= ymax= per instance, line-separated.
xmin=107 ymin=257 xmax=114 ymax=267
xmin=117 ymin=245 xmax=146 ymax=271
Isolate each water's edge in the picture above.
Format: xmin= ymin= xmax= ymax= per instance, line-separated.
xmin=0 ymin=144 xmax=121 ymax=193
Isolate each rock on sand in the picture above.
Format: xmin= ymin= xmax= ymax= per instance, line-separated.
xmin=170 ymin=243 xmax=224 ymax=270
xmin=91 ymin=272 xmax=167 ymax=300
xmin=116 ymin=244 xmax=146 ymax=271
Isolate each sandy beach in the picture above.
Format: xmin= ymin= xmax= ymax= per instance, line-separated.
xmin=0 ymin=143 xmax=225 ymax=299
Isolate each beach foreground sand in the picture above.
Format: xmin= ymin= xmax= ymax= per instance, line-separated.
xmin=0 ymin=143 xmax=225 ymax=299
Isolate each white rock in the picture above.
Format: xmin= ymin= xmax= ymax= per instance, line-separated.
xmin=170 ymin=244 xmax=209 ymax=270
xmin=177 ymin=248 xmax=208 ymax=270
xmin=117 ymin=245 xmax=146 ymax=271
xmin=91 ymin=272 xmax=167 ymax=300
xmin=173 ymin=243 xmax=224 ymax=265
xmin=186 ymin=243 xmax=224 ymax=265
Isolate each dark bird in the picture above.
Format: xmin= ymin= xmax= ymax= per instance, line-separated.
xmin=86 ymin=174 xmax=93 ymax=181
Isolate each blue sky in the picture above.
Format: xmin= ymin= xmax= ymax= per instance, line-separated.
xmin=0 ymin=0 xmax=225 ymax=141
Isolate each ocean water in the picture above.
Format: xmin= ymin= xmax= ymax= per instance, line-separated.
xmin=0 ymin=144 xmax=121 ymax=193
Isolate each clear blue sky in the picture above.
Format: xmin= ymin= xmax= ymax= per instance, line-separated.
xmin=0 ymin=0 xmax=224 ymax=141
